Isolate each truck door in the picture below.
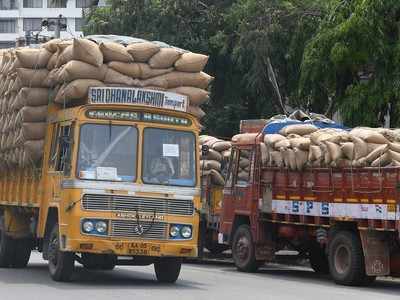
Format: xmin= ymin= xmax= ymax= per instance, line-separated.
xmin=233 ymin=149 xmax=252 ymax=211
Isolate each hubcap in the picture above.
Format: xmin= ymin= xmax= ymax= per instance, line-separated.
xmin=236 ymin=236 xmax=250 ymax=262
xmin=334 ymin=244 xmax=351 ymax=274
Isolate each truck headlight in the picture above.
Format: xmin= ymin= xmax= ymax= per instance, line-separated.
xmin=181 ymin=226 xmax=192 ymax=238
xmin=95 ymin=221 xmax=108 ymax=234
xmin=170 ymin=225 xmax=180 ymax=237
xmin=82 ymin=221 xmax=94 ymax=233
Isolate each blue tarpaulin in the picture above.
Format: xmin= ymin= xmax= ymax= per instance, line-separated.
xmin=262 ymin=119 xmax=347 ymax=134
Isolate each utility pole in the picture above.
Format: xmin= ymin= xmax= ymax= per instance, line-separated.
xmin=54 ymin=14 xmax=62 ymax=38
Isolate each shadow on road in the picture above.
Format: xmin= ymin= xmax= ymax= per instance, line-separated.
xmin=0 ymin=262 xmax=205 ymax=291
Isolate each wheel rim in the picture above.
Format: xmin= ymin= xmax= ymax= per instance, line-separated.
xmin=334 ymin=244 xmax=351 ymax=274
xmin=235 ymin=236 xmax=250 ymax=263
xmin=48 ymin=235 xmax=59 ymax=267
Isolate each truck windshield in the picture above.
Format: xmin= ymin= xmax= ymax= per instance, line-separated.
xmin=142 ymin=128 xmax=196 ymax=187
xmin=77 ymin=124 xmax=137 ymax=181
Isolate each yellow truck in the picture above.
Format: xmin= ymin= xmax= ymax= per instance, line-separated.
xmin=0 ymin=86 xmax=201 ymax=282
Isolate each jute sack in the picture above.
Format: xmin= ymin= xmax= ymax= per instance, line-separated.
xmin=58 ymin=60 xmax=108 ymax=82
xmin=142 ymin=72 xmax=213 ymax=89
xmin=270 ymin=151 xmax=283 ymax=167
xmin=10 ymin=77 xmax=22 ymax=93
xmin=260 ymin=142 xmax=269 ymax=165
xmin=389 ymin=142 xmax=400 ymax=153
xmin=389 ymin=150 xmax=400 ymax=162
xmin=42 ymin=39 xmax=63 ymax=53
xmin=264 ymin=134 xmax=286 ymax=147
xmin=282 ymin=148 xmax=296 ymax=170
xmin=16 ymin=48 xmax=52 ymax=69
xmin=237 ymin=170 xmax=249 ymax=182
xmin=99 ymin=42 xmax=133 ymax=63
xmin=239 ymin=158 xmax=250 ymax=168
xmin=13 ymin=88 xmax=49 ymax=111
xmin=44 ymin=68 xmax=62 ymax=88
xmin=287 ymin=133 xmax=301 ymax=139
xmin=126 ymin=42 xmax=160 ymax=62
xmin=17 ymin=68 xmax=50 ymax=88
xmin=9 ymin=58 xmax=21 ymax=73
xmin=187 ymin=105 xmax=205 ymax=119
xmin=365 ymin=144 xmax=388 ymax=163
xmin=103 ymin=68 xmax=136 ymax=86
xmin=56 ymin=45 xmax=73 ymax=68
xmin=54 ymin=79 xmax=105 ymax=104
xmin=280 ymin=124 xmax=318 ymax=136
xmin=371 ymin=152 xmax=391 ymax=167
xmin=289 ymin=137 xmax=310 ymax=150
xmin=232 ymin=133 xmax=258 ymax=144
xmin=199 ymin=135 xmax=216 ymax=144
xmin=341 ymin=142 xmax=354 ymax=160
xmin=212 ymin=140 xmax=231 ymax=152
xmin=210 ymin=169 xmax=225 ymax=186
xmin=174 ymin=52 xmax=209 ymax=73
xmin=72 ymin=39 xmax=103 ymax=67
xmin=351 ymin=136 xmax=368 ymax=160
xmin=149 ymin=48 xmax=182 ymax=69
xmin=47 ymin=50 xmax=59 ymax=70
xmin=200 ymin=160 xmax=221 ymax=171
xmin=202 ymin=149 xmax=222 ymax=162
xmin=274 ymin=139 xmax=291 ymax=149
xmin=24 ymin=139 xmax=44 ymax=162
xmin=107 ymin=62 xmax=173 ymax=79
xmin=351 ymin=128 xmax=389 ymax=144
xmin=389 ymin=160 xmax=400 ymax=167
xmin=19 ymin=122 xmax=46 ymax=141
xmin=325 ymin=141 xmax=342 ymax=162
xmin=204 ymin=137 xmax=220 ymax=147
xmin=19 ymin=106 xmax=48 ymax=122
xmin=168 ymin=87 xmax=209 ymax=106
xmin=294 ymin=148 xmax=308 ymax=171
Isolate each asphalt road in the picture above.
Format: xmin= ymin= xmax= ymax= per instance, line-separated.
xmin=0 ymin=252 xmax=399 ymax=300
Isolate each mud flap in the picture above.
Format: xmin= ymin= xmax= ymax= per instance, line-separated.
xmin=359 ymin=230 xmax=390 ymax=276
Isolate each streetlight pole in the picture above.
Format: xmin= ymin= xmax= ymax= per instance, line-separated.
xmin=54 ymin=14 xmax=62 ymax=38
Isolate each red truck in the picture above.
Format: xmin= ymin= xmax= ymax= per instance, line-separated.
xmin=217 ymin=121 xmax=400 ymax=286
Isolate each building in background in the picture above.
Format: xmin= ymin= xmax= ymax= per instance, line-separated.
xmin=0 ymin=0 xmax=100 ymax=48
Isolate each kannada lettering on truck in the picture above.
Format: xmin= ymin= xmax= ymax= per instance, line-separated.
xmin=0 ymin=86 xmax=201 ymax=283
xmin=218 ymin=121 xmax=400 ymax=286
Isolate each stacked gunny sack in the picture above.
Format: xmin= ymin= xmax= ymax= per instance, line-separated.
xmin=199 ymin=135 xmax=232 ymax=186
xmin=0 ymin=37 xmax=213 ymax=168
xmin=232 ymin=125 xmax=400 ymax=171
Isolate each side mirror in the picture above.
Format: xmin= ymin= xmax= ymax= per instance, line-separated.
xmin=201 ymin=145 xmax=209 ymax=156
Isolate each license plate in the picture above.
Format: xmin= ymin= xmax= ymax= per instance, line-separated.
xmin=114 ymin=242 xmax=161 ymax=255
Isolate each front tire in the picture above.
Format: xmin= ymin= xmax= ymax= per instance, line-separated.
xmin=47 ymin=224 xmax=75 ymax=282
xmin=154 ymin=258 xmax=181 ymax=283
xmin=328 ymin=230 xmax=366 ymax=286
xmin=232 ymin=225 xmax=260 ymax=272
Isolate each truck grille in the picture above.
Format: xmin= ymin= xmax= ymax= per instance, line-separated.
xmin=110 ymin=220 xmax=168 ymax=240
xmin=82 ymin=194 xmax=194 ymax=216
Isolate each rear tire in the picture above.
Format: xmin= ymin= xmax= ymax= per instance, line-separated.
xmin=328 ymin=230 xmax=366 ymax=286
xmin=47 ymin=223 xmax=74 ymax=282
xmin=0 ymin=217 xmax=15 ymax=268
xmin=154 ymin=258 xmax=181 ymax=283
xmin=232 ymin=225 xmax=260 ymax=272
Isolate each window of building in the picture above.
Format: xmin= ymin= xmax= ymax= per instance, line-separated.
xmin=75 ymin=18 xmax=86 ymax=31
xmin=76 ymin=0 xmax=93 ymax=8
xmin=47 ymin=18 xmax=67 ymax=31
xmin=23 ymin=18 xmax=42 ymax=31
xmin=0 ymin=19 xmax=16 ymax=33
xmin=47 ymin=0 xmax=66 ymax=8
xmin=0 ymin=0 xmax=18 ymax=9
xmin=23 ymin=0 xmax=42 ymax=8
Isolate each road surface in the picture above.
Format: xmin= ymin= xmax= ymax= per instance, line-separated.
xmin=0 ymin=252 xmax=399 ymax=300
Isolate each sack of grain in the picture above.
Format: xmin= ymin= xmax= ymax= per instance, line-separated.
xmin=351 ymin=128 xmax=389 ymax=144
xmin=24 ymin=139 xmax=44 ymax=162
xmin=237 ymin=170 xmax=249 ymax=182
xmin=199 ymin=135 xmax=216 ymax=145
xmin=16 ymin=48 xmax=52 ymax=69
xmin=44 ymin=68 xmax=61 ymax=88
xmin=270 ymin=151 xmax=283 ymax=167
xmin=281 ymin=148 xmax=296 ymax=170
xmin=210 ymin=169 xmax=225 ymax=185
xmin=351 ymin=136 xmax=368 ymax=160
xmin=389 ymin=142 xmax=400 ymax=153
xmin=107 ymin=62 xmax=172 ymax=79
xmin=42 ymin=39 xmax=63 ymax=53
xmin=126 ymin=42 xmax=160 ymax=62
xmin=174 ymin=52 xmax=209 ymax=73
xmin=142 ymin=71 xmax=213 ymax=89
xmin=389 ymin=150 xmax=400 ymax=162
xmin=20 ymin=123 xmax=46 ymax=141
xmin=10 ymin=77 xmax=21 ymax=93
xmin=341 ymin=142 xmax=354 ymax=160
xmin=325 ymin=141 xmax=342 ymax=162
xmin=187 ymin=105 xmax=205 ymax=119
xmin=264 ymin=134 xmax=286 ymax=147
xmin=294 ymin=148 xmax=308 ymax=170
xmin=212 ymin=140 xmax=231 ymax=152
xmin=289 ymin=137 xmax=310 ymax=150
xmin=17 ymin=68 xmax=50 ymax=88
xmin=54 ymin=79 xmax=105 ymax=104
xmin=200 ymin=160 xmax=221 ymax=171
xmin=13 ymin=88 xmax=49 ymax=110
xmin=99 ymin=42 xmax=133 ymax=63
xmin=19 ymin=106 xmax=48 ymax=122
xmin=371 ymin=152 xmax=391 ymax=167
xmin=365 ymin=144 xmax=388 ymax=163
xmin=239 ymin=157 xmax=250 ymax=168
xmin=58 ymin=60 xmax=108 ymax=82
xmin=274 ymin=139 xmax=291 ymax=149
xmin=47 ymin=50 xmax=59 ymax=70
xmin=202 ymin=149 xmax=222 ymax=162
xmin=168 ymin=87 xmax=209 ymax=106
xmin=149 ymin=48 xmax=182 ymax=69
xmin=232 ymin=133 xmax=258 ymax=144
xmin=279 ymin=124 xmax=318 ymax=136
xmin=72 ymin=38 xmax=103 ymax=67
xmin=56 ymin=45 xmax=73 ymax=68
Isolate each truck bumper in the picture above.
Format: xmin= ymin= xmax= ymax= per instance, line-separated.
xmin=65 ymin=238 xmax=198 ymax=258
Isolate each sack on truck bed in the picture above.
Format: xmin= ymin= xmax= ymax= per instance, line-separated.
xmin=174 ymin=53 xmax=209 ymax=73
xmin=23 ymin=139 xmax=44 ymax=162
xmin=107 ymin=62 xmax=173 ymax=79
xmin=58 ymin=60 xmax=108 ymax=82
xmin=149 ymin=48 xmax=182 ymax=69
xmin=54 ymin=79 xmax=105 ymax=104
xmin=19 ymin=105 xmax=48 ymax=122
xmin=126 ymin=42 xmax=160 ymax=62
xmin=280 ymin=124 xmax=318 ymax=136
xmin=13 ymin=88 xmax=49 ymax=111
xmin=142 ymin=72 xmax=213 ymax=89
xmin=17 ymin=68 xmax=50 ymax=88
xmin=72 ymin=38 xmax=103 ymax=67
xmin=16 ymin=48 xmax=52 ymax=69
xmin=168 ymin=87 xmax=209 ymax=106
xmin=99 ymin=42 xmax=133 ymax=63
xmin=56 ymin=45 xmax=73 ymax=68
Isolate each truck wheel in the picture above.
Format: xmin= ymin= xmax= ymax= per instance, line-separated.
xmin=0 ymin=218 xmax=15 ymax=268
xmin=232 ymin=225 xmax=259 ymax=272
xmin=328 ymin=230 xmax=365 ymax=286
xmin=154 ymin=258 xmax=181 ymax=283
xmin=81 ymin=253 xmax=116 ymax=271
xmin=11 ymin=238 xmax=32 ymax=268
xmin=309 ymin=244 xmax=329 ymax=274
xmin=47 ymin=224 xmax=75 ymax=282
